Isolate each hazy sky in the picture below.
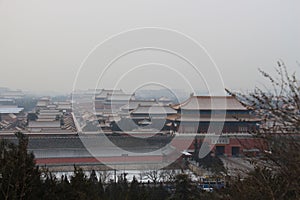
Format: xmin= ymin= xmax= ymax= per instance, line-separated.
xmin=0 ymin=0 xmax=299 ymax=94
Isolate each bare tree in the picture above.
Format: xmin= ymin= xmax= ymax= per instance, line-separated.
xmin=159 ymin=169 xmax=180 ymax=183
xmin=226 ymin=61 xmax=300 ymax=200
xmin=143 ymin=170 xmax=160 ymax=184
xmin=98 ymin=170 xmax=111 ymax=184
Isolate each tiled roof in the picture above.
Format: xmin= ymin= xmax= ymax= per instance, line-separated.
xmin=28 ymin=121 xmax=60 ymax=128
xmin=120 ymin=100 xmax=158 ymax=110
xmin=39 ymin=109 xmax=60 ymax=113
xmin=166 ymin=114 xmax=259 ymax=122
xmin=0 ymin=105 xmax=18 ymax=108
xmin=131 ymin=104 xmax=177 ymax=115
xmin=0 ymin=99 xmax=15 ymax=103
xmin=38 ymin=115 xmax=57 ymax=119
xmin=37 ymin=101 xmax=48 ymax=107
xmin=57 ymin=105 xmax=72 ymax=110
xmin=173 ymin=96 xmax=247 ymax=110
xmin=0 ymin=107 xmax=23 ymax=114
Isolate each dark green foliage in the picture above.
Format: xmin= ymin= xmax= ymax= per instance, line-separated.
xmin=0 ymin=132 xmax=41 ymax=200
xmin=128 ymin=176 xmax=139 ymax=200
xmin=169 ymin=174 xmax=218 ymax=200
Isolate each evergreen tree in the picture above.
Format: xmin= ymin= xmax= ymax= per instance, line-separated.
xmin=171 ymin=174 xmax=201 ymax=200
xmin=70 ymin=166 xmax=89 ymax=200
xmin=0 ymin=132 xmax=41 ymax=200
xmin=128 ymin=176 xmax=139 ymax=200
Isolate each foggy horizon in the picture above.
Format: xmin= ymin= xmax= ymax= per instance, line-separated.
xmin=1 ymin=0 xmax=299 ymax=94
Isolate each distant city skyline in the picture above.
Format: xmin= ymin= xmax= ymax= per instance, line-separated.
xmin=0 ymin=0 xmax=299 ymax=94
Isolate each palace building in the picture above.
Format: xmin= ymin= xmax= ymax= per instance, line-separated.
xmin=167 ymin=95 xmax=261 ymax=156
xmin=94 ymin=89 xmax=135 ymax=131
xmin=167 ymin=95 xmax=259 ymax=133
xmin=94 ymin=89 xmax=134 ymax=113
xmin=130 ymin=104 xmax=177 ymax=128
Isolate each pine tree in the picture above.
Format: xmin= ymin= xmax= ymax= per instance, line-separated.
xmin=0 ymin=132 xmax=41 ymax=200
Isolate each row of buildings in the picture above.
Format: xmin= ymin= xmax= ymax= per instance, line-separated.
xmin=0 ymin=98 xmax=25 ymax=131
xmin=27 ymin=97 xmax=76 ymax=133
xmin=90 ymin=89 xmax=261 ymax=157
xmin=0 ymin=88 xmax=26 ymax=131
xmin=92 ymin=89 xmax=174 ymax=131
xmin=0 ymin=91 xmax=76 ymax=133
xmin=91 ymin=90 xmax=258 ymax=133
xmin=0 ymin=87 xmax=25 ymax=99
xmin=0 ymin=87 xmax=262 ymax=157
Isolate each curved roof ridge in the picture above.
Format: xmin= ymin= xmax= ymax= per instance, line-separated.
xmin=174 ymin=95 xmax=247 ymax=110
